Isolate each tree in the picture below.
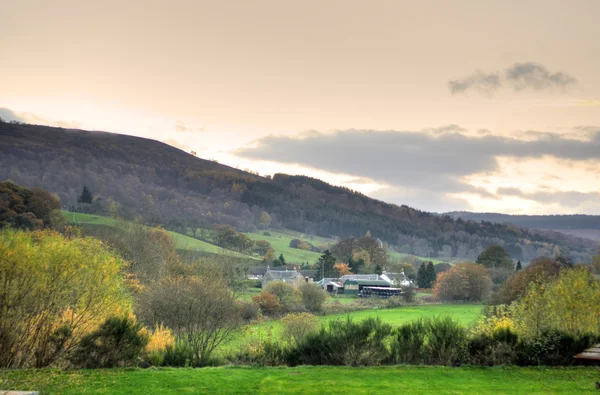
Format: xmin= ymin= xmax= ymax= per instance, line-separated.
xmin=417 ymin=263 xmax=428 ymax=288
xmin=317 ymin=250 xmax=337 ymax=280
xmin=298 ymin=283 xmax=328 ymax=313
xmin=263 ymin=248 xmax=276 ymax=264
xmin=426 ymin=262 xmax=437 ymax=287
xmin=490 ymin=257 xmax=563 ymax=305
xmin=264 ymin=281 xmax=299 ymax=312
xmin=0 ymin=228 xmax=131 ymax=368
xmin=252 ymin=240 xmax=272 ymax=255
xmin=0 ymin=182 xmax=63 ymax=231
xmin=277 ymin=253 xmax=286 ymax=267
xmin=78 ymin=185 xmax=93 ymax=204
xmin=259 ymin=211 xmax=272 ymax=226
xmin=515 ymin=260 xmax=522 ymax=271
xmin=137 ymin=275 xmax=241 ymax=366
xmin=433 ymin=262 xmax=491 ymax=302
xmin=281 ymin=313 xmax=319 ymax=344
xmin=334 ymin=262 xmax=353 ymax=276
xmin=476 ymin=246 xmax=514 ymax=270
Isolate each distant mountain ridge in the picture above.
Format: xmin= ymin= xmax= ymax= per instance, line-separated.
xmin=1 ymin=121 xmax=597 ymax=262
xmin=446 ymin=212 xmax=600 ymax=230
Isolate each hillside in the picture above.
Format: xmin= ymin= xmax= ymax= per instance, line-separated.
xmin=447 ymin=212 xmax=600 ymax=241
xmin=1 ymin=121 xmax=597 ymax=262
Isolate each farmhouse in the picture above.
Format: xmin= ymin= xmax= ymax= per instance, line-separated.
xmin=261 ymin=268 xmax=306 ymax=287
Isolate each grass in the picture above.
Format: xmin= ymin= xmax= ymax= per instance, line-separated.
xmin=63 ymin=212 xmax=255 ymax=259
xmin=224 ymin=304 xmax=482 ymax=353
xmin=65 ymin=212 xmax=449 ymax=264
xmin=2 ymin=366 xmax=598 ymax=394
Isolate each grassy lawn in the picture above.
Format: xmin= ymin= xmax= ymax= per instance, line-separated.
xmin=244 ymin=230 xmax=326 ymax=264
xmin=2 ymin=366 xmax=598 ymax=394
xmin=224 ymin=304 xmax=482 ymax=354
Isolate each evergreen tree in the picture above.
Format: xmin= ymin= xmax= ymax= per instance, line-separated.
xmin=374 ymin=263 xmax=382 ymax=275
xmin=317 ymin=250 xmax=337 ymax=280
xmin=78 ymin=185 xmax=93 ymax=204
xmin=277 ymin=253 xmax=286 ymax=267
xmin=417 ymin=263 xmax=427 ymax=288
xmin=516 ymin=260 xmax=522 ymax=271
xmin=426 ymin=262 xmax=437 ymax=287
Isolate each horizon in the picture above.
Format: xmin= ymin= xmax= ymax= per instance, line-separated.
xmin=2 ymin=0 xmax=600 ymax=215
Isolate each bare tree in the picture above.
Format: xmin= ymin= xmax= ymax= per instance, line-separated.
xmin=137 ymin=275 xmax=241 ymax=365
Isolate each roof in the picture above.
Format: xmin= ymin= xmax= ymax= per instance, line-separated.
xmin=574 ymin=344 xmax=600 ymax=360
xmin=300 ymin=270 xmax=317 ymax=278
xmin=339 ymin=274 xmax=380 ymax=282
xmin=263 ymin=270 xmax=301 ymax=280
xmin=344 ymin=279 xmax=391 ymax=286
xmin=248 ymin=266 xmax=268 ymax=275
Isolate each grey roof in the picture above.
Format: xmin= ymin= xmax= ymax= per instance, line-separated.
xmin=263 ymin=270 xmax=301 ymax=280
xmin=339 ymin=274 xmax=381 ymax=282
xmin=300 ymin=270 xmax=317 ymax=278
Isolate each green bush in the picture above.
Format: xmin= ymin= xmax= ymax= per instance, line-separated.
xmin=390 ymin=316 xmax=467 ymax=366
xmin=69 ymin=316 xmax=148 ymax=368
xmin=287 ymin=317 xmax=392 ymax=366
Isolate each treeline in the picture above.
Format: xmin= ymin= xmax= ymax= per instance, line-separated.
xmin=1 ymin=121 xmax=596 ymax=262
xmin=447 ymin=211 xmax=600 ymax=230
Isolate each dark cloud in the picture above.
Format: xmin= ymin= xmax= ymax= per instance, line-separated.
xmin=449 ymin=62 xmax=577 ymax=95
xmin=0 ymin=107 xmax=25 ymax=122
xmin=506 ymin=63 xmax=577 ymax=91
xmin=235 ymin=127 xmax=600 ymax=211
xmin=448 ymin=71 xmax=501 ymax=95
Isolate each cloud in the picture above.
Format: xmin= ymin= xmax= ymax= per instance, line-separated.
xmin=496 ymin=187 xmax=600 ymax=208
xmin=449 ymin=62 xmax=577 ymax=95
xmin=235 ymin=127 xmax=600 ymax=211
xmin=448 ymin=71 xmax=501 ymax=95
xmin=505 ymin=63 xmax=577 ymax=92
xmin=0 ymin=107 xmax=25 ymax=122
xmin=174 ymin=120 xmax=205 ymax=133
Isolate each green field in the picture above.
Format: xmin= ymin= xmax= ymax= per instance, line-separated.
xmin=64 ymin=212 xmax=446 ymax=265
xmin=2 ymin=366 xmax=597 ymax=394
xmin=225 ymin=304 xmax=482 ymax=353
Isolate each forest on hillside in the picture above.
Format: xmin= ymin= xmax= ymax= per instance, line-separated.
xmin=1 ymin=121 xmax=597 ymax=262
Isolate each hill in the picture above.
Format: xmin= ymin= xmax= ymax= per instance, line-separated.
xmin=447 ymin=212 xmax=600 ymax=242
xmin=1 ymin=121 xmax=597 ymax=262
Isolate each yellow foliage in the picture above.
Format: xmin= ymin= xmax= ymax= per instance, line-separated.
xmin=144 ymin=323 xmax=175 ymax=353
xmin=472 ymin=305 xmax=515 ymax=336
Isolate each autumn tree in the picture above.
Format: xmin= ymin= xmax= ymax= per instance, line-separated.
xmin=0 ymin=182 xmax=63 ymax=231
xmin=259 ymin=211 xmax=272 ymax=227
xmin=298 ymin=283 xmax=328 ymax=313
xmin=490 ymin=257 xmax=562 ymax=305
xmin=263 ymin=248 xmax=276 ymax=264
xmin=0 ymin=228 xmax=131 ymax=368
xmin=264 ymin=281 xmax=300 ymax=312
xmin=434 ymin=262 xmax=491 ymax=302
xmin=252 ymin=240 xmax=272 ymax=255
xmin=334 ymin=262 xmax=353 ymax=276
xmin=476 ymin=245 xmax=514 ymax=270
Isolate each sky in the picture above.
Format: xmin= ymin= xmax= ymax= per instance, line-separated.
xmin=2 ymin=0 xmax=600 ymax=214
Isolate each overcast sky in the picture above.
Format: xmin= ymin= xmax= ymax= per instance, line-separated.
xmin=2 ymin=0 xmax=600 ymax=214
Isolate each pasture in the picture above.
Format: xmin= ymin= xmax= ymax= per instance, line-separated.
xmin=2 ymin=366 xmax=597 ymax=394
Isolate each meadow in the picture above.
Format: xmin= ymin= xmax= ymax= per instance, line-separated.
xmin=2 ymin=366 xmax=597 ymax=394
xmin=224 ymin=304 xmax=482 ymax=353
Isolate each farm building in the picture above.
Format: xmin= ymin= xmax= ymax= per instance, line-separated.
xmin=343 ymin=279 xmax=391 ymax=295
xmin=261 ymin=268 xmax=306 ymax=288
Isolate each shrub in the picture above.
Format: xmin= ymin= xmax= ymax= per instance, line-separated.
xmin=281 ymin=313 xmax=319 ymax=344
xmin=298 ymin=283 xmax=328 ymax=313
xmin=69 ymin=316 xmax=149 ymax=368
xmin=237 ymin=300 xmax=260 ymax=322
xmin=252 ymin=291 xmax=281 ymax=316
xmin=264 ymin=281 xmax=301 ymax=313
xmin=0 ymin=228 xmax=131 ymax=368
xmin=145 ymin=323 xmax=175 ymax=354
xmin=434 ymin=262 xmax=491 ymax=302
xmin=288 ymin=317 xmax=392 ymax=366
xmin=390 ymin=316 xmax=467 ymax=366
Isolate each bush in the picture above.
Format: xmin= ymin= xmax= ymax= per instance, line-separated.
xmin=0 ymin=228 xmax=131 ymax=368
xmin=144 ymin=323 xmax=175 ymax=366
xmin=69 ymin=316 xmax=149 ymax=368
xmin=237 ymin=300 xmax=260 ymax=322
xmin=264 ymin=281 xmax=301 ymax=313
xmin=298 ymin=283 xmax=328 ymax=313
xmin=281 ymin=313 xmax=319 ymax=344
xmin=390 ymin=316 xmax=467 ymax=366
xmin=434 ymin=262 xmax=492 ymax=302
xmin=252 ymin=291 xmax=281 ymax=316
xmin=288 ymin=317 xmax=392 ymax=366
